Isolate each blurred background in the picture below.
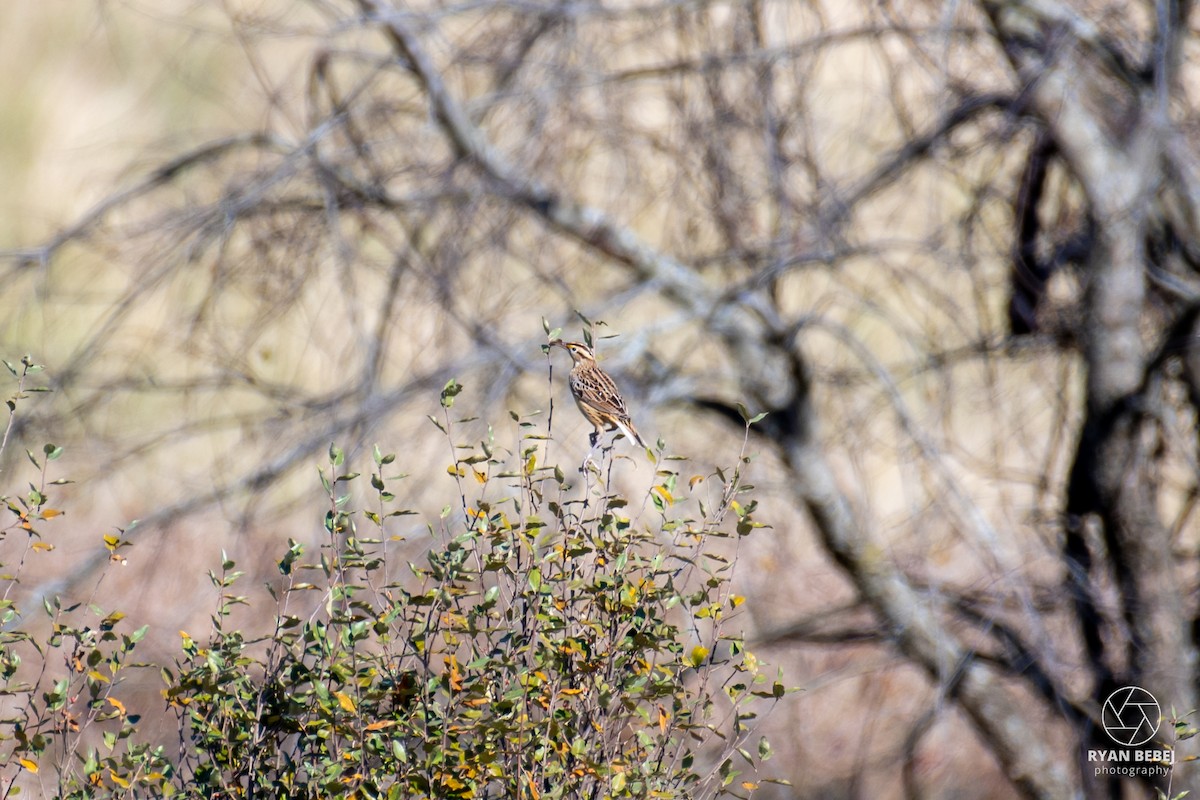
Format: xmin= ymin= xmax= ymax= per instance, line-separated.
xmin=4 ymin=1 xmax=1199 ymax=797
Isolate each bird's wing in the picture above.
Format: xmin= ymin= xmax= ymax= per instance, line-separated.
xmin=573 ymin=369 xmax=632 ymax=418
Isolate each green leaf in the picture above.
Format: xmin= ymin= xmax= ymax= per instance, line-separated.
xmin=736 ymin=403 xmax=767 ymax=425
xmin=719 ymin=758 xmax=734 ymax=784
xmin=758 ymin=736 xmax=772 ymax=760
xmin=440 ymin=378 xmax=463 ymax=408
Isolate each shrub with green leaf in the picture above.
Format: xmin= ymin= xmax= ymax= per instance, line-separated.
xmin=2 ymin=367 xmax=784 ymax=799
xmin=1 ymin=358 xmax=174 ymax=799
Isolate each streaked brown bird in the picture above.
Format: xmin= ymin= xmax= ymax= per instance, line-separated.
xmin=549 ymin=339 xmax=648 ymax=449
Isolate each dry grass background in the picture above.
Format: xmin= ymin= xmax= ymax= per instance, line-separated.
xmin=4 ymin=1 xmax=1183 ymax=798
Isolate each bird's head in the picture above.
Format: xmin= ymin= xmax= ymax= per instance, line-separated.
xmin=548 ymin=339 xmax=596 ymax=364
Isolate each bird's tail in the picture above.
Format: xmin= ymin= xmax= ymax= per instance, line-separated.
xmin=615 ymin=417 xmax=649 ymax=450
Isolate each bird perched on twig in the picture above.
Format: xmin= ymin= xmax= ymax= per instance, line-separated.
xmin=548 ymin=339 xmax=648 ymax=450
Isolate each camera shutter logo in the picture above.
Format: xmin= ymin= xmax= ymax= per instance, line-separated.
xmin=1102 ymin=686 xmax=1161 ymax=747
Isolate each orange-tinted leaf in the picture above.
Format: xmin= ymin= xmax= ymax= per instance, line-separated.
xmin=445 ymin=655 xmax=463 ymax=692
xmin=364 ymin=720 xmax=396 ymax=731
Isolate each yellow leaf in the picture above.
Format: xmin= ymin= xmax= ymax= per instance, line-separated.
xmin=447 ymin=464 xmax=466 ymax=478
xmin=109 ymin=770 xmax=130 ymax=789
xmin=688 ymin=474 xmax=705 ymax=489
xmin=742 ymin=781 xmax=759 ymax=790
xmin=19 ymin=758 xmax=37 ymax=773
xmin=689 ymin=646 xmax=709 ymax=668
xmin=657 ymin=704 xmax=669 ymax=734
xmin=41 ymin=508 xmax=62 ymax=518
xmin=730 ymin=594 xmax=745 ymax=608
xmin=612 ymin=771 xmax=626 ymax=792
xmin=334 ymin=691 xmax=356 ymax=713
xmin=653 ymin=485 xmax=674 ymax=505
xmin=87 ymin=670 xmax=111 ymax=684
xmin=473 ymin=469 xmax=486 ymax=484
xmin=31 ymin=541 xmax=54 ymax=552
xmin=107 ymin=697 xmax=126 ymax=715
